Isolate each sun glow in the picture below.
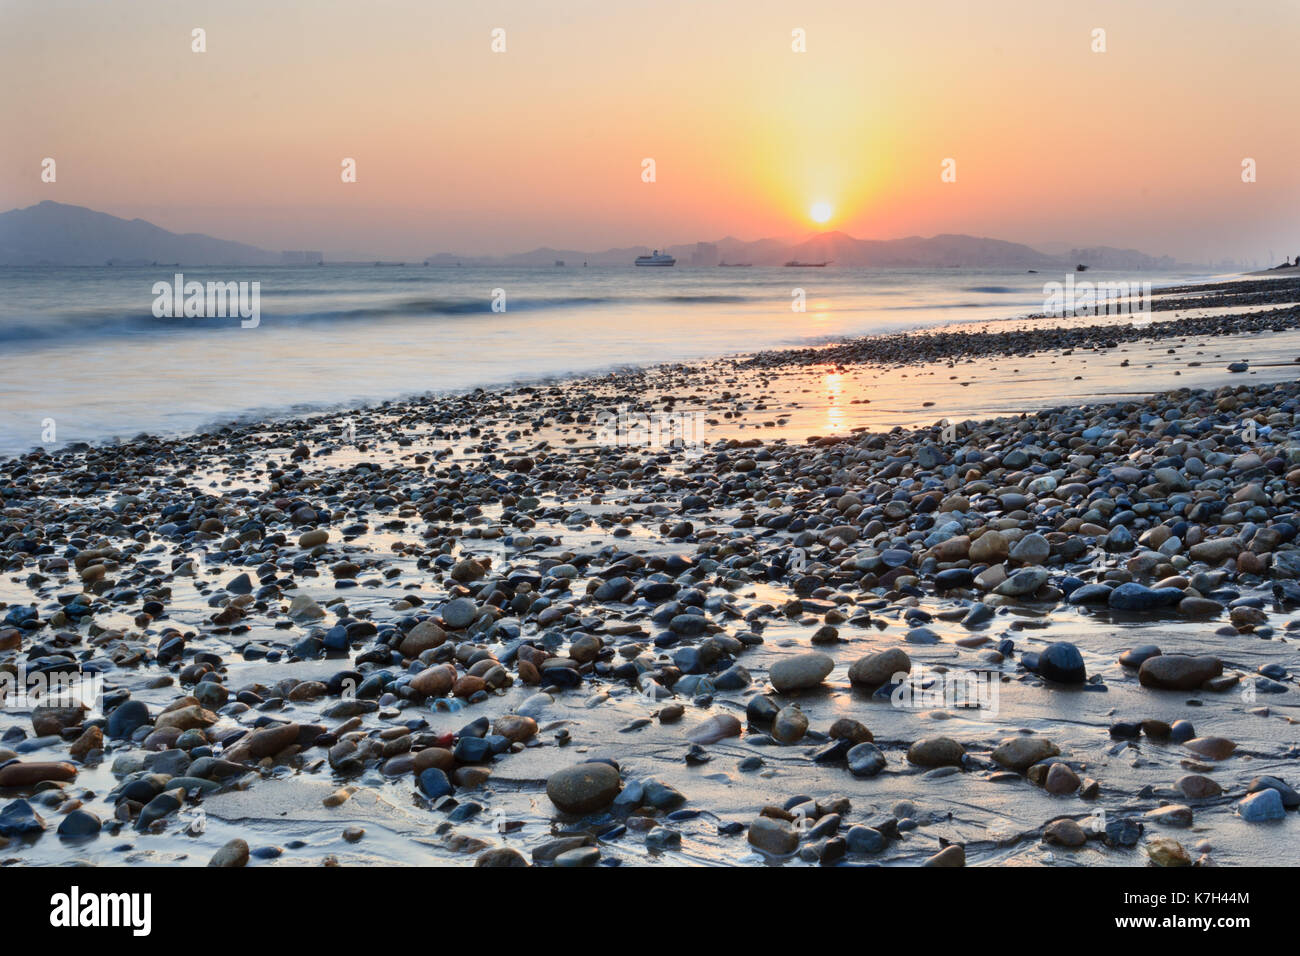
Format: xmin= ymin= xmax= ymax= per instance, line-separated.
xmin=810 ymin=201 xmax=833 ymax=224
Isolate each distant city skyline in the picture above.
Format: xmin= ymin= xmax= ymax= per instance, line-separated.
xmin=2 ymin=0 xmax=1297 ymax=263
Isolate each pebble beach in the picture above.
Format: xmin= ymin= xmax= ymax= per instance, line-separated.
xmin=3 ymin=275 xmax=1300 ymax=868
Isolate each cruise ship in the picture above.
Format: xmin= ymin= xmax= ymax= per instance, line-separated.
xmin=634 ymin=250 xmax=676 ymax=266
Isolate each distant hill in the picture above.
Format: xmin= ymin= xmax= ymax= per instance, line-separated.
xmin=0 ymin=201 xmax=279 ymax=266
xmin=429 ymin=231 xmax=1189 ymax=271
xmin=0 ymin=201 xmax=1189 ymax=271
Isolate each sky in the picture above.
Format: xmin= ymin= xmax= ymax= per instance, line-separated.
xmin=2 ymin=0 xmax=1298 ymax=263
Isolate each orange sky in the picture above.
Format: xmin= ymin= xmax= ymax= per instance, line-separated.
xmin=2 ymin=0 xmax=1297 ymax=262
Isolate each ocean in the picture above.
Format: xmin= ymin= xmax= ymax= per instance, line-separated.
xmin=0 ymin=264 xmax=1209 ymax=457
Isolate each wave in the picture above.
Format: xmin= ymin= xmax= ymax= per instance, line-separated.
xmin=0 ymin=292 xmax=760 ymax=345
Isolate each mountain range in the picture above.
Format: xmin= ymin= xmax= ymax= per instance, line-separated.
xmin=0 ymin=201 xmax=1186 ymax=271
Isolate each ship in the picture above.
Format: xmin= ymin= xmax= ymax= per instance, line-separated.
xmin=635 ymin=250 xmax=676 ymax=267
xmin=784 ymin=260 xmax=831 ymax=267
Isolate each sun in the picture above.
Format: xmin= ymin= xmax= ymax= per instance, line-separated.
xmin=810 ymin=201 xmax=833 ymax=224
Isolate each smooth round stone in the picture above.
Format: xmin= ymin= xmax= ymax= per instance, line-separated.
xmin=687 ymin=713 xmax=742 ymax=744
xmin=769 ymin=652 xmax=834 ymax=692
xmin=441 ymin=598 xmax=478 ymax=629
xmin=829 ymin=718 xmax=873 ymax=744
xmin=714 ymin=664 xmax=751 ymax=690
xmin=1141 ymin=719 xmax=1172 ymax=739
xmin=991 ymin=736 xmax=1059 ymax=772
xmin=0 ymin=761 xmax=77 ymax=787
xmin=848 ymin=648 xmax=911 ymax=686
xmin=1067 ymin=583 xmax=1113 ymax=605
xmin=1145 ymin=804 xmax=1194 ymax=828
xmin=923 ymin=845 xmax=965 ymax=867
xmin=1109 ymin=720 xmax=1143 ymax=738
xmin=1108 ymin=582 xmax=1183 ymax=611
xmin=994 ymin=567 xmax=1048 ymax=597
xmin=493 ymin=714 xmax=537 ymax=743
xmin=1119 ymin=644 xmax=1162 ymax=668
xmin=1037 ymin=642 xmax=1086 ymax=683
xmin=418 ymin=768 xmax=453 ymax=798
xmin=546 ymin=762 xmax=621 ymax=814
xmin=208 ymin=838 xmax=250 ymax=867
xmin=1043 ymin=818 xmax=1086 ymax=847
xmin=847 ymin=742 xmax=886 ymax=778
xmin=1138 ymin=655 xmax=1222 ymax=690
xmin=400 ymin=622 xmax=447 ymax=658
xmin=846 ymin=825 xmax=886 ymax=854
xmin=106 ymin=700 xmax=151 ymax=738
xmin=1146 ymin=837 xmax=1192 ymax=867
xmin=553 ymin=846 xmax=601 ymax=867
xmin=1183 ymin=736 xmax=1236 ymax=761
xmin=907 ymin=736 xmax=964 ymax=767
xmin=1238 ymin=788 xmax=1286 ymax=822
xmin=475 ymin=847 xmax=529 ymax=867
xmin=969 ymin=531 xmax=1008 ymax=562
xmin=1044 ymin=763 xmax=1080 ymax=795
xmin=1179 ymin=597 xmax=1224 ymax=617
xmin=56 ymin=810 xmax=102 ymax=839
xmin=747 ymin=816 xmax=799 ymax=856
xmin=1011 ymin=532 xmax=1051 ymax=563
xmin=772 ymin=705 xmax=809 ymax=744
xmin=934 ymin=568 xmax=973 ymax=589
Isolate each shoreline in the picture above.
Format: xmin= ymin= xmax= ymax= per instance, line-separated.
xmin=2 ymin=272 xmax=1299 ymax=866
xmin=8 ymin=274 xmax=1300 ymax=466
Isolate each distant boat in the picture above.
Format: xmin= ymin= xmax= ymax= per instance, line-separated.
xmin=635 ymin=250 xmax=676 ymax=267
xmin=785 ymin=260 xmax=830 ymax=267
xmin=554 ymin=259 xmax=565 ymax=267
xmin=718 ymin=261 xmax=752 ymax=267
xmin=1076 ymin=263 xmax=1089 ymax=272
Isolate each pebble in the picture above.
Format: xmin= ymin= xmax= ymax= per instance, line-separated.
xmin=907 ymin=737 xmax=964 ymax=767
xmin=848 ymin=648 xmax=911 ymax=686
xmin=1043 ymin=818 xmax=1087 ymax=847
xmin=208 ymin=838 xmax=250 ymax=867
xmin=847 ymin=742 xmax=887 ymax=778
xmin=991 ymin=736 xmax=1059 ymax=772
xmin=769 ymin=652 xmax=834 ymax=692
xmin=1139 ymin=655 xmax=1223 ymax=690
xmin=747 ymin=816 xmax=799 ymax=856
xmin=771 ymin=705 xmax=809 ymax=744
xmin=1238 ymin=789 xmax=1286 ymax=822
xmin=546 ymin=762 xmax=622 ymax=814
xmin=687 ymin=713 xmax=742 ymax=745
xmin=1035 ymin=642 xmax=1086 ymax=683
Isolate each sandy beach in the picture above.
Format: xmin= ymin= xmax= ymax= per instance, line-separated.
xmin=2 ymin=274 xmax=1299 ymax=868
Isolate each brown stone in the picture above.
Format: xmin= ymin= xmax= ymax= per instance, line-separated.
xmin=0 ymin=760 xmax=77 ymax=787
xmin=410 ymin=665 xmax=455 ymax=698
